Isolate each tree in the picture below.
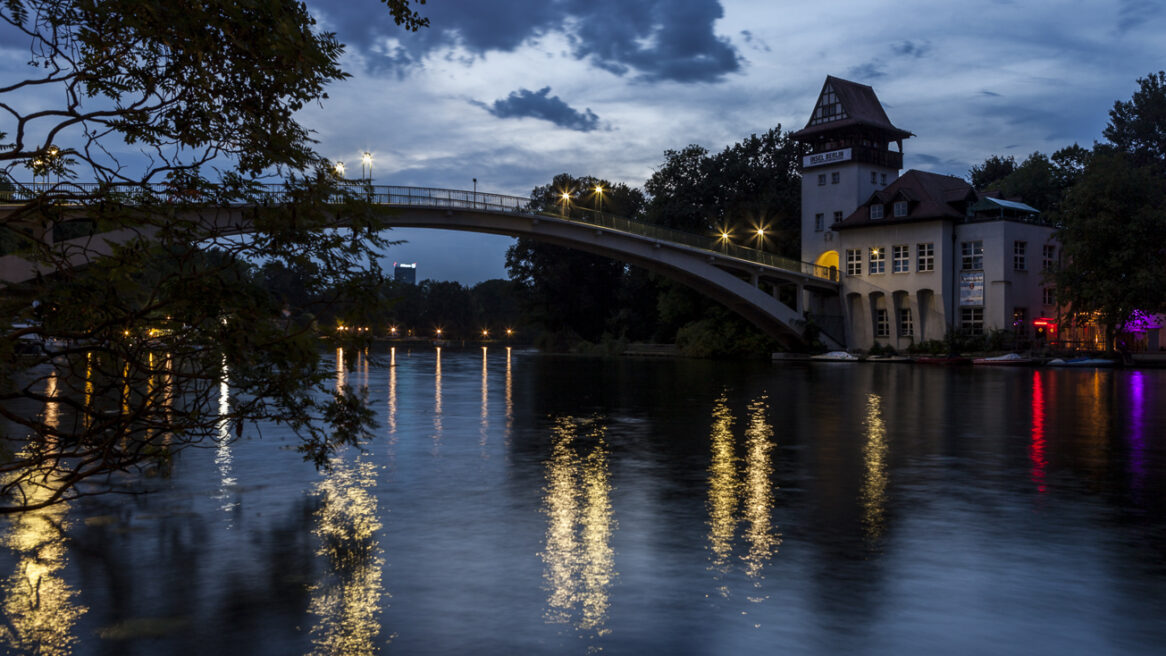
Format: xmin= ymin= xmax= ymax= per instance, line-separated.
xmin=0 ymin=0 xmax=429 ymax=512
xmin=1054 ymin=151 xmax=1166 ymax=349
xmin=506 ymin=173 xmax=646 ymax=345
xmin=1103 ymin=71 xmax=1166 ymax=168
xmin=969 ymin=155 xmax=1017 ymax=190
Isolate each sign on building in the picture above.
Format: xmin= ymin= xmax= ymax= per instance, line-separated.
xmin=959 ymin=271 xmax=983 ymax=306
xmin=802 ymin=148 xmax=852 ymax=169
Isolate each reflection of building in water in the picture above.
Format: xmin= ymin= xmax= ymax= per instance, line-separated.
xmin=705 ymin=394 xmax=781 ymax=604
xmin=1030 ymin=371 xmax=1048 ymax=494
xmin=433 ymin=347 xmax=443 ymax=439
xmin=307 ymin=456 xmax=386 ymax=655
xmin=541 ymin=417 xmax=615 ymax=638
xmin=1127 ymin=372 xmax=1146 ymax=499
xmin=861 ymin=393 xmax=888 ymax=540
xmin=481 ymin=347 xmax=489 ymax=450
xmin=387 ymin=347 xmax=398 ymax=438
xmin=215 ymin=358 xmax=238 ymax=514
xmin=0 ymin=371 xmax=87 ymax=654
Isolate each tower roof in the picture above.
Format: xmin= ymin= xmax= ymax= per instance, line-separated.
xmin=793 ymin=76 xmax=912 ymax=141
xmin=833 ymin=170 xmax=975 ymax=229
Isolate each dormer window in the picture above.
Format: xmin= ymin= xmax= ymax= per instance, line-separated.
xmin=893 ymin=201 xmax=908 ymax=217
xmin=870 ymin=204 xmax=884 ymax=220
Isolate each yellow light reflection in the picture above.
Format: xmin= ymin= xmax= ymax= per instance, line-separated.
xmin=335 ymin=347 xmax=346 ymax=393
xmin=861 ymin=393 xmax=888 ymax=541
xmin=741 ymin=395 xmax=779 ymax=591
xmin=541 ymin=417 xmax=615 ymax=638
xmin=0 ymin=373 xmax=87 ymax=654
xmin=307 ymin=457 xmax=386 ymax=655
xmin=83 ymin=353 xmax=93 ymax=427
xmin=706 ymin=395 xmax=738 ymax=580
xmin=505 ymin=347 xmax=513 ymax=439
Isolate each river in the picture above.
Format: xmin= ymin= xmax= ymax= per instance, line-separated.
xmin=2 ymin=347 xmax=1164 ymax=655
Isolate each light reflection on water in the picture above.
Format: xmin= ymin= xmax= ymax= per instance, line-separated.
xmin=0 ymin=371 xmax=87 ymax=655
xmin=540 ymin=416 xmax=615 ymax=640
xmin=2 ymin=352 xmax=1164 ymax=655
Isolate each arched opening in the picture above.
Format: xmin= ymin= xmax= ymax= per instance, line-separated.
xmin=814 ymin=250 xmax=839 ymax=276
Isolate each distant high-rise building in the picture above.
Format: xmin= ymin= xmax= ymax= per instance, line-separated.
xmin=393 ymin=262 xmax=417 ymax=284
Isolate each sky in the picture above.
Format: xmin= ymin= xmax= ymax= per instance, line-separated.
xmin=6 ymin=1 xmax=1166 ymax=284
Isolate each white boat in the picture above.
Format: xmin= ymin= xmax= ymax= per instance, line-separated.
xmin=811 ymin=350 xmax=860 ymax=361
xmin=1047 ymin=357 xmax=1117 ymax=367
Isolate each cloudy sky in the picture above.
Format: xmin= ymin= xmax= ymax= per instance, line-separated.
xmin=8 ymin=1 xmax=1166 ymax=284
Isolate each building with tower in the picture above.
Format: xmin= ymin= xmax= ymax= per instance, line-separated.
xmin=794 ymin=76 xmax=1059 ymax=351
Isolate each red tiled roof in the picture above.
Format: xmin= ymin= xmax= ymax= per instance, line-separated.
xmin=793 ymin=76 xmax=912 ymax=141
xmin=833 ymin=170 xmax=976 ymax=230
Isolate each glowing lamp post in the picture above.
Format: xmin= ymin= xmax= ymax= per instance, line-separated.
xmin=594 ymin=185 xmax=604 ymax=214
xmin=361 ymin=151 xmax=373 ymax=181
xmin=334 ymin=161 xmax=346 ymax=178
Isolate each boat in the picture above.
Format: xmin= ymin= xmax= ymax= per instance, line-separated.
xmin=810 ymin=350 xmax=860 ymax=361
xmin=1047 ymin=357 xmax=1117 ymax=367
xmin=972 ymin=353 xmax=1034 ymax=366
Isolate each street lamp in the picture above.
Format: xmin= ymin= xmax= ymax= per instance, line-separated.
xmin=361 ymin=151 xmax=373 ymax=180
xmin=334 ymin=161 xmax=346 ymax=177
xmin=559 ymin=191 xmax=572 ymax=216
xmin=594 ymin=185 xmax=604 ymax=214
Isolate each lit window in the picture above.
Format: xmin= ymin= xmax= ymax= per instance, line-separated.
xmin=961 ymin=240 xmax=983 ymax=270
xmin=893 ymin=200 xmax=908 ymax=217
xmin=814 ymin=213 xmax=824 ymax=232
xmin=917 ymin=243 xmax=934 ymax=271
xmin=1042 ymin=244 xmax=1056 ymax=271
xmin=818 ymin=174 xmax=826 ymax=186
xmin=875 ymin=308 xmax=890 ymax=337
xmin=831 ymin=171 xmax=840 ymax=184
xmin=1013 ymin=241 xmax=1027 ymax=270
xmin=961 ymin=307 xmax=984 ymax=335
xmin=870 ymin=204 xmax=884 ymax=219
xmin=869 ymin=247 xmax=886 ymax=274
xmin=899 ymin=308 xmax=914 ymax=337
xmin=892 ymin=245 xmax=909 ymax=273
xmin=846 ymin=249 xmax=863 ymax=276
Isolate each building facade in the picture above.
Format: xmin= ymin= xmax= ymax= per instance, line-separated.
xmin=795 ymin=77 xmax=1059 ymax=351
xmin=393 ymin=262 xmax=417 ymax=284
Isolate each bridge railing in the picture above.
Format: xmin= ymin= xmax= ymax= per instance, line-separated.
xmin=2 ymin=181 xmax=839 ymax=282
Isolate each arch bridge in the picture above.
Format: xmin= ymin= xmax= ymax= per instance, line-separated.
xmin=1 ymin=184 xmax=843 ymax=347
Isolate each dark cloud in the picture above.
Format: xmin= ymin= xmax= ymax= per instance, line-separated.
xmin=476 ymin=87 xmax=600 ymax=132
xmin=312 ymin=0 xmax=741 ymax=83
xmin=980 ymin=90 xmax=1002 ymax=97
xmin=846 ymin=61 xmax=886 ymax=80
xmin=1117 ymin=0 xmax=1156 ymax=33
xmin=891 ymin=40 xmax=932 ymax=59
xmin=740 ymin=30 xmax=771 ymax=53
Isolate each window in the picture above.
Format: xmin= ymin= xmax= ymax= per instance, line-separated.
xmin=881 ymin=173 xmax=887 ymax=185
xmin=1042 ymin=245 xmax=1056 ymax=271
xmin=869 ymin=247 xmax=886 ymax=274
xmin=961 ymin=240 xmax=983 ymax=270
xmin=899 ymin=308 xmax=914 ymax=337
xmin=833 ymin=210 xmax=843 ymax=224
xmin=1012 ymin=307 xmax=1027 ymax=336
xmin=1042 ymin=287 xmax=1055 ymax=306
xmin=818 ymin=174 xmax=826 ymax=186
xmin=893 ymin=200 xmax=908 ymax=217
xmin=1013 ymin=241 xmax=1027 ymax=270
xmin=870 ymin=171 xmax=877 ymax=184
xmin=875 ymin=309 xmax=890 ymax=337
xmin=810 ymin=83 xmax=848 ymax=126
xmin=917 ymin=243 xmax=934 ymax=271
xmin=869 ymin=204 xmax=884 ymax=219
xmin=961 ymin=307 xmax=984 ymax=335
xmin=814 ymin=213 xmax=824 ymax=232
xmin=846 ymin=249 xmax=863 ymax=276
xmin=892 ymin=245 xmax=910 ymax=273
xmin=831 ymin=171 xmax=840 ymax=184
